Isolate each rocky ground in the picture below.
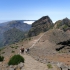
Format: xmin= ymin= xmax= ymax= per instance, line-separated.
xmin=28 ymin=29 xmax=70 ymax=69
xmin=0 ymin=29 xmax=70 ymax=70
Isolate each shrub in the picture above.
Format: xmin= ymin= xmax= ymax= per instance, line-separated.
xmin=11 ymin=46 xmax=14 ymax=48
xmin=15 ymin=47 xmax=17 ymax=49
xmin=16 ymin=46 xmax=18 ymax=47
xmin=15 ymin=46 xmax=18 ymax=49
xmin=11 ymin=50 xmax=15 ymax=53
xmin=0 ymin=49 xmax=1 ymax=51
xmin=8 ymin=54 xmax=24 ymax=65
xmin=47 ymin=63 xmax=53 ymax=69
xmin=2 ymin=52 xmax=5 ymax=54
xmin=0 ymin=56 xmax=4 ymax=62
xmin=29 ymin=38 xmax=31 ymax=40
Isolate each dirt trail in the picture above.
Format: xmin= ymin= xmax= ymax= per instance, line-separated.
xmin=20 ymin=32 xmax=58 ymax=70
xmin=21 ymin=33 xmax=49 ymax=70
xmin=29 ymin=32 xmax=46 ymax=49
xmin=22 ymin=54 xmax=48 ymax=70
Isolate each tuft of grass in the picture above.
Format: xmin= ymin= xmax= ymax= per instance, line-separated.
xmin=47 ymin=63 xmax=53 ymax=69
xmin=29 ymin=38 xmax=31 ymax=40
xmin=22 ymin=45 xmax=23 ymax=46
xmin=2 ymin=52 xmax=5 ymax=54
xmin=0 ymin=49 xmax=1 ymax=51
xmin=15 ymin=46 xmax=18 ymax=49
xmin=11 ymin=46 xmax=18 ymax=49
xmin=0 ymin=56 xmax=4 ymax=62
xmin=15 ymin=47 xmax=17 ymax=49
xmin=11 ymin=50 xmax=15 ymax=53
xmin=11 ymin=46 xmax=14 ymax=48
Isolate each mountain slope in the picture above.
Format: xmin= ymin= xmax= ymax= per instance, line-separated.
xmin=28 ymin=29 xmax=70 ymax=66
xmin=3 ymin=28 xmax=26 ymax=45
xmin=7 ymin=20 xmax=31 ymax=31
xmin=0 ymin=20 xmax=31 ymax=47
xmin=29 ymin=29 xmax=70 ymax=55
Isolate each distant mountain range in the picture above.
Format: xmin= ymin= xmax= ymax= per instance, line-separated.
xmin=0 ymin=20 xmax=32 ymax=47
xmin=1 ymin=16 xmax=70 ymax=47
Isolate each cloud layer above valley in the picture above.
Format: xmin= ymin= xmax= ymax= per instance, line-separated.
xmin=24 ymin=21 xmax=35 ymax=24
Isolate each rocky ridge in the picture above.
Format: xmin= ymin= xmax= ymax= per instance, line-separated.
xmin=28 ymin=16 xmax=53 ymax=37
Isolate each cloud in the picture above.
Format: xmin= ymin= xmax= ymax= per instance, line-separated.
xmin=24 ymin=21 xmax=35 ymax=24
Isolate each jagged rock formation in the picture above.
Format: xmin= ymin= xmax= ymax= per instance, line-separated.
xmin=28 ymin=16 xmax=53 ymax=37
xmin=54 ymin=18 xmax=70 ymax=31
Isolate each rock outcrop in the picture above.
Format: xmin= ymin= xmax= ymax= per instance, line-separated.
xmin=54 ymin=18 xmax=70 ymax=31
xmin=28 ymin=16 xmax=53 ymax=37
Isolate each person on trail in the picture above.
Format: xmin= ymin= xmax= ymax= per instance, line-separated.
xmin=25 ymin=48 xmax=30 ymax=53
xmin=27 ymin=48 xmax=29 ymax=52
xmin=20 ymin=47 xmax=24 ymax=54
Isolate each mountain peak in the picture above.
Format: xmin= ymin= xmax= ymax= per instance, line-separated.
xmin=54 ymin=17 xmax=70 ymax=30
xmin=62 ymin=17 xmax=70 ymax=24
xmin=32 ymin=16 xmax=53 ymax=27
xmin=40 ymin=15 xmax=51 ymax=19
xmin=28 ymin=16 xmax=53 ymax=37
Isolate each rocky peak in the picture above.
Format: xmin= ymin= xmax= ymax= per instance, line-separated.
xmin=62 ymin=17 xmax=70 ymax=26
xmin=32 ymin=16 xmax=53 ymax=27
xmin=54 ymin=17 xmax=70 ymax=30
xmin=28 ymin=16 xmax=53 ymax=37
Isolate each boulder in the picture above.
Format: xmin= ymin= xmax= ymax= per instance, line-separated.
xmin=18 ymin=62 xmax=24 ymax=69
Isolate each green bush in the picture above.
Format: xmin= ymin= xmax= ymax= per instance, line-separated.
xmin=29 ymin=38 xmax=31 ymax=40
xmin=15 ymin=46 xmax=18 ymax=49
xmin=8 ymin=54 xmax=24 ymax=65
xmin=15 ymin=47 xmax=17 ymax=49
xmin=11 ymin=46 xmax=14 ymax=48
xmin=0 ymin=56 xmax=4 ymax=62
xmin=2 ymin=52 xmax=5 ymax=54
xmin=47 ymin=63 xmax=53 ymax=69
xmin=0 ymin=49 xmax=1 ymax=51
xmin=11 ymin=50 xmax=15 ymax=53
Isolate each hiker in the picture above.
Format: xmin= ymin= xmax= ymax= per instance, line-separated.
xmin=27 ymin=48 xmax=29 ymax=52
xmin=25 ymin=48 xmax=30 ymax=53
xmin=20 ymin=47 xmax=24 ymax=54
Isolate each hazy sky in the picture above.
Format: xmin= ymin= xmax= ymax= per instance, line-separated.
xmin=0 ymin=0 xmax=70 ymax=23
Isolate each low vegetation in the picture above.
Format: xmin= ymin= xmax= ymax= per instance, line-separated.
xmin=15 ymin=46 xmax=18 ymax=49
xmin=2 ymin=52 xmax=5 ymax=54
xmin=8 ymin=54 xmax=24 ymax=65
xmin=47 ymin=63 xmax=53 ymax=69
xmin=0 ymin=49 xmax=1 ymax=52
xmin=11 ymin=50 xmax=15 ymax=53
xmin=10 ymin=46 xmax=18 ymax=49
xmin=0 ymin=56 xmax=4 ymax=62
xmin=11 ymin=46 xmax=14 ymax=48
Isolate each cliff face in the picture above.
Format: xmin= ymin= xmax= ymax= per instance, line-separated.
xmin=28 ymin=16 xmax=53 ymax=37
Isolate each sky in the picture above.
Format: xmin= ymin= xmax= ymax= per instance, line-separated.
xmin=0 ymin=0 xmax=70 ymax=24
